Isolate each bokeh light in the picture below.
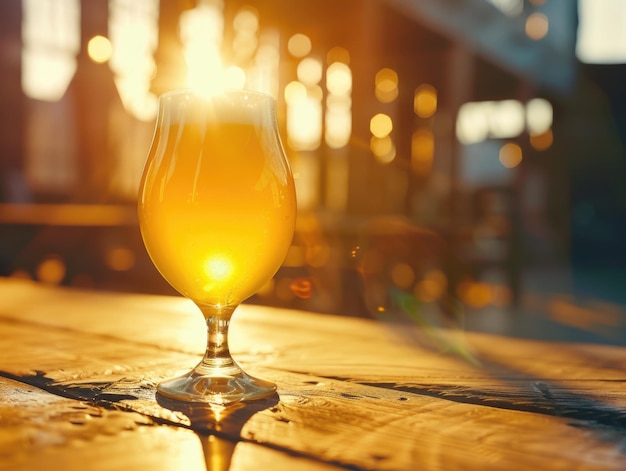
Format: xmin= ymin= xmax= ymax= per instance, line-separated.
xmin=526 ymin=12 xmax=549 ymax=40
xmin=326 ymin=62 xmax=352 ymax=95
xmin=375 ymin=68 xmax=398 ymax=103
xmin=306 ymin=243 xmax=330 ymax=268
xmin=411 ymin=129 xmax=434 ymax=176
xmin=87 ymin=35 xmax=113 ymax=64
xmin=530 ymin=129 xmax=553 ymax=151
xmin=105 ymin=247 xmax=136 ymax=271
xmin=457 ymin=280 xmax=492 ymax=308
xmin=297 ymin=57 xmax=323 ymax=86
xmin=391 ymin=262 xmax=415 ymax=289
xmin=456 ymin=102 xmax=490 ymax=144
xmin=489 ymin=100 xmax=525 ymax=138
xmin=287 ymin=33 xmax=312 ymax=57
xmin=36 ymin=254 xmax=66 ymax=285
xmin=370 ymin=136 xmax=396 ymax=164
xmin=325 ymin=105 xmax=352 ymax=149
xmin=414 ymin=269 xmax=447 ymax=303
xmin=284 ymin=80 xmax=307 ymax=104
xmin=233 ymin=6 xmax=258 ymax=33
xmin=326 ymin=46 xmax=350 ymax=65
xmin=232 ymin=6 xmax=259 ymax=63
xmin=499 ymin=142 xmax=523 ymax=168
xmin=414 ymin=84 xmax=437 ymax=118
xmin=370 ymin=113 xmax=393 ymax=138
xmin=286 ymin=82 xmax=323 ymax=150
xmin=526 ymin=98 xmax=553 ymax=134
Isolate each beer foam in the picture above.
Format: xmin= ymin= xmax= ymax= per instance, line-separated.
xmin=159 ymin=89 xmax=274 ymax=126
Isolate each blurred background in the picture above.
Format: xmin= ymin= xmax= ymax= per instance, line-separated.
xmin=1 ymin=0 xmax=625 ymax=344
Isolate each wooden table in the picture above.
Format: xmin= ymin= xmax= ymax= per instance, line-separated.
xmin=1 ymin=278 xmax=626 ymax=470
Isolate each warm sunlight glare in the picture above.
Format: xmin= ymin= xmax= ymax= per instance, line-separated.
xmin=109 ymin=0 xmax=159 ymax=121
xmin=180 ymin=1 xmax=225 ymax=96
xmin=224 ymin=65 xmax=247 ymax=89
xmin=21 ymin=0 xmax=80 ymax=102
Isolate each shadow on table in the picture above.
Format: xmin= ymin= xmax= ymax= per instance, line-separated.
xmin=363 ymin=346 xmax=626 ymax=450
xmin=157 ymin=393 xmax=279 ymax=471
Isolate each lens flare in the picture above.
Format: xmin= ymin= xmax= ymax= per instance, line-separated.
xmin=204 ymin=256 xmax=234 ymax=282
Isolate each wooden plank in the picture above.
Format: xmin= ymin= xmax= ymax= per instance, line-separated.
xmin=1 ymin=280 xmax=626 ymax=469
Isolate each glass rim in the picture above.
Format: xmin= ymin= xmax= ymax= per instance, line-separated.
xmin=158 ymin=88 xmax=276 ymax=103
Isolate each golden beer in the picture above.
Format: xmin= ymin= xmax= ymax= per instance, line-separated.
xmin=138 ymin=92 xmax=296 ymax=308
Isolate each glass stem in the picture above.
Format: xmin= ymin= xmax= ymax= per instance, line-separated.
xmin=197 ymin=305 xmax=240 ymax=376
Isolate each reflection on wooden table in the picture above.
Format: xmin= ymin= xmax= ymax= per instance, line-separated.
xmin=1 ymin=278 xmax=626 ymax=470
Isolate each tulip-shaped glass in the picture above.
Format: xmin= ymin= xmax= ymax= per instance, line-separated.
xmin=138 ymin=89 xmax=296 ymax=404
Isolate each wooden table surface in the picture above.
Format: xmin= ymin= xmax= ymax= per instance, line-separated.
xmin=1 ymin=278 xmax=626 ymax=470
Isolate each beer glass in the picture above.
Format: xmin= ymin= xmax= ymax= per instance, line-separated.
xmin=138 ymin=89 xmax=296 ymax=404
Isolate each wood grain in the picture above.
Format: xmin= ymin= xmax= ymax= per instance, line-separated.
xmin=0 ymin=376 xmax=207 ymax=471
xmin=1 ymin=279 xmax=626 ymax=470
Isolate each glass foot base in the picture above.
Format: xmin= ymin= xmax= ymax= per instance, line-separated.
xmin=156 ymin=369 xmax=276 ymax=405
